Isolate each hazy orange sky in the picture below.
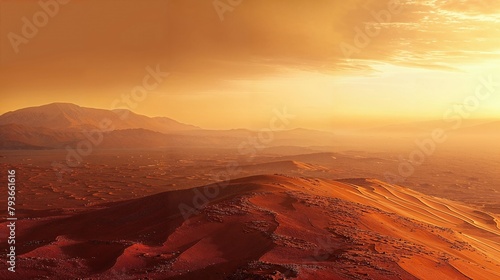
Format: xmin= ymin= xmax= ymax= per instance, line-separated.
xmin=1 ymin=0 xmax=499 ymax=129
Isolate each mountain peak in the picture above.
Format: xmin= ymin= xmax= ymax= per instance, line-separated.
xmin=45 ymin=102 xmax=81 ymax=107
xmin=21 ymin=102 xmax=83 ymax=112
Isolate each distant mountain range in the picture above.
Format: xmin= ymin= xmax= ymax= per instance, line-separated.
xmin=0 ymin=103 xmax=336 ymax=149
xmin=0 ymin=103 xmax=199 ymax=132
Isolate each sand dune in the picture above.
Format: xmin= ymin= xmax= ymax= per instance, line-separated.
xmin=1 ymin=175 xmax=499 ymax=279
xmin=214 ymin=160 xmax=329 ymax=175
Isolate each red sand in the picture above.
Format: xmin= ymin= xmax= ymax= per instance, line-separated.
xmin=1 ymin=175 xmax=499 ymax=279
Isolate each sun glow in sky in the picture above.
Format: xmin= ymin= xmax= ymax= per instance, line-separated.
xmin=1 ymin=0 xmax=499 ymax=129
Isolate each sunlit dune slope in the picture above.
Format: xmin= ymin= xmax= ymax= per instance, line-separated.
xmin=2 ymin=175 xmax=499 ymax=279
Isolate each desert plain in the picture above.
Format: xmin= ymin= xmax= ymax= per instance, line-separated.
xmin=0 ymin=104 xmax=499 ymax=280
